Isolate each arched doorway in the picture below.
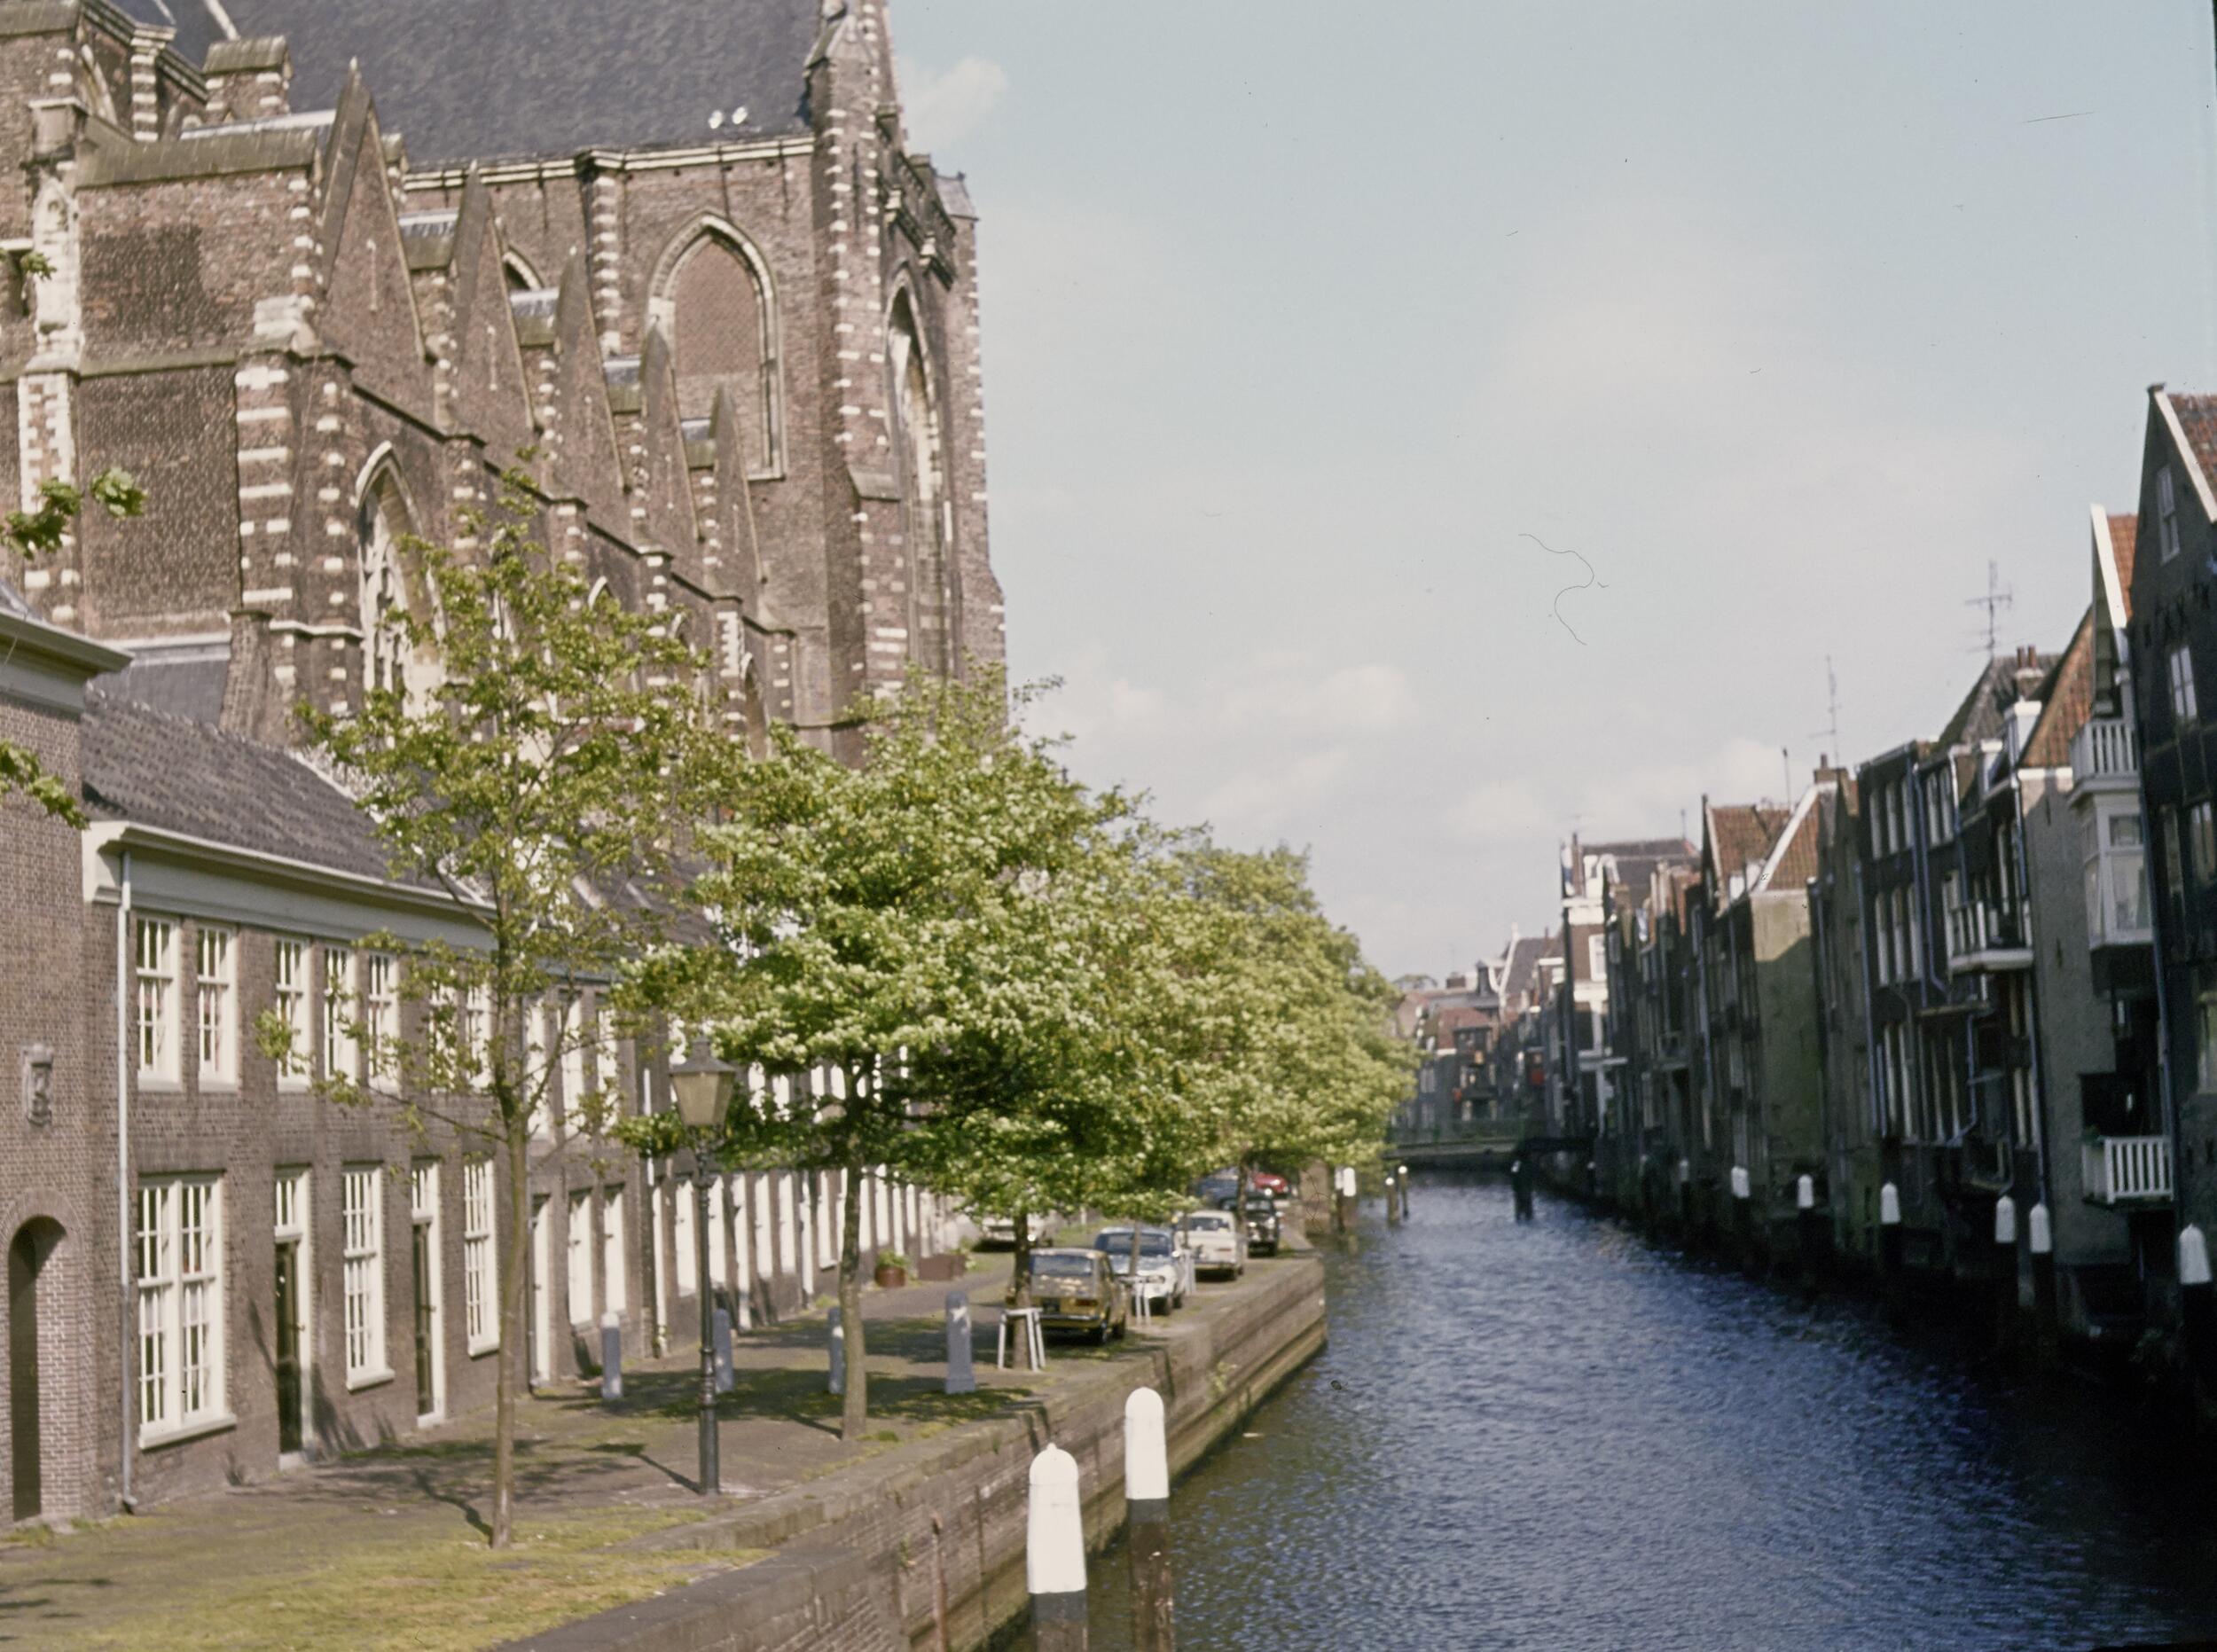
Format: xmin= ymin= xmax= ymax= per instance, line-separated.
xmin=9 ymin=1218 xmax=62 ymax=1522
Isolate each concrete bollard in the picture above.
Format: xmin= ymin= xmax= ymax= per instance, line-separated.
xmin=1878 ymin=1180 xmax=1904 ymax=1319
xmin=1795 ymin=1175 xmax=1821 ymax=1285
xmin=2180 ymin=1225 xmax=2213 ymax=1393
xmin=1729 ymin=1165 xmax=1752 ymax=1270
xmin=828 ymin=1304 xmax=845 ymax=1396
xmin=945 ymin=1291 xmax=975 ymax=1396
xmin=1333 ymin=1165 xmax=1358 ymax=1236
xmin=1125 ymin=1387 xmax=1175 ymax=1651
xmin=712 ymin=1305 xmax=734 ymax=1394
xmin=1994 ymin=1195 xmax=2019 ymax=1351
xmin=2028 ymin=1202 xmax=2059 ymax=1361
xmin=600 ymin=1310 xmax=623 ymax=1402
xmin=1028 ymin=1444 xmax=1088 ymax=1649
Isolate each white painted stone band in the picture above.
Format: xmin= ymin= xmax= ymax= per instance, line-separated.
xmin=1027 ymin=1445 xmax=1086 ymax=1597
xmin=1124 ymin=1386 xmax=1169 ymax=1502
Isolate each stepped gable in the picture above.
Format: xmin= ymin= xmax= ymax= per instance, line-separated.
xmin=146 ymin=0 xmax=824 ymax=162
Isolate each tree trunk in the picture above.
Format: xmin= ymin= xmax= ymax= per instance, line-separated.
xmin=493 ymin=1115 xmax=530 ymax=1549
xmin=1235 ymin=1163 xmax=1251 ymax=1246
xmin=1010 ymin=1205 xmax=1034 ymax=1311
xmin=1128 ymin=1222 xmax=1142 ymax=1319
xmin=840 ymin=1159 xmax=868 ymax=1440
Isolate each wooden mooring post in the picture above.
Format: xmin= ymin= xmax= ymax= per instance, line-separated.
xmin=1028 ymin=1445 xmax=1088 ymax=1650
xmin=1125 ymin=1388 xmax=1175 ymax=1652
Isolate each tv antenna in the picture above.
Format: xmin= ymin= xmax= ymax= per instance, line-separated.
xmin=1965 ymin=560 xmax=2014 ymax=658
xmin=1810 ymin=656 xmax=1842 ymax=763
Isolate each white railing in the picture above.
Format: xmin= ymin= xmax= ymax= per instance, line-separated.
xmin=2071 ymin=716 xmax=2137 ymax=783
xmin=2082 ymin=1134 xmax=2173 ymax=1204
xmin=1947 ymin=902 xmax=2027 ymax=967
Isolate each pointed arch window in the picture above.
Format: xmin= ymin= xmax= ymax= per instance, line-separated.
xmin=889 ymin=290 xmax=953 ymax=674
xmin=358 ymin=461 xmax=443 ymax=716
xmin=651 ymin=218 xmax=781 ymax=476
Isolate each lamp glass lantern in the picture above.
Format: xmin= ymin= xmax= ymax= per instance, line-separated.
xmin=669 ymin=1040 xmax=737 ymax=1132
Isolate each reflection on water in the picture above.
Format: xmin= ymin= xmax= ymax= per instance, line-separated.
xmin=1013 ymin=1178 xmax=2217 ymax=1651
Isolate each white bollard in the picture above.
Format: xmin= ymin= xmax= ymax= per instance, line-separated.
xmin=1124 ymin=1388 xmax=1173 ymax=1650
xmin=599 ymin=1310 xmax=623 ymax=1401
xmin=828 ymin=1304 xmax=845 ymax=1395
xmin=2182 ymin=1225 xmax=2213 ymax=1288
xmin=945 ymin=1291 xmax=975 ymax=1396
xmin=2028 ymin=1202 xmax=2052 ymax=1256
xmin=1994 ymin=1195 xmax=2017 ymax=1247
xmin=712 ymin=1305 xmax=734 ymax=1394
xmin=1796 ymin=1175 xmax=1814 ymax=1211
xmin=1729 ymin=1165 xmax=1751 ymax=1201
xmin=1028 ymin=1444 xmax=1088 ymax=1647
xmin=1879 ymin=1181 xmax=1901 ymax=1227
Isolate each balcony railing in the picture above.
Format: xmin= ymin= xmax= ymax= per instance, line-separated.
xmin=2082 ymin=1134 xmax=2174 ymax=1205
xmin=1947 ymin=902 xmax=2031 ymax=970
xmin=2071 ymin=716 xmax=2138 ymax=785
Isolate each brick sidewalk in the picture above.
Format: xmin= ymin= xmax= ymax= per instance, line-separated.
xmin=0 ymin=1254 xmax=1094 ymax=1649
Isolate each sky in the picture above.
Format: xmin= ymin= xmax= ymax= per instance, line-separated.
xmin=887 ymin=0 xmax=2217 ymax=983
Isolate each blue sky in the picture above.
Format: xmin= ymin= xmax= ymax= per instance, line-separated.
xmin=890 ymin=0 xmax=2217 ymax=981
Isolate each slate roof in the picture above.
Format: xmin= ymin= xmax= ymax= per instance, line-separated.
xmin=2021 ymin=606 xmax=2096 ymax=771
xmin=130 ymin=0 xmax=825 ymax=162
xmin=103 ymin=643 xmax=230 ymax=726
xmin=1935 ymin=652 xmax=2057 ymax=751
xmin=81 ymin=687 xmax=409 ymax=884
xmin=1499 ymin=932 xmax=1555 ymax=1004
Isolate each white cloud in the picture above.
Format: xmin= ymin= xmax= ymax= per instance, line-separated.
xmin=1197 ymin=747 xmax=1352 ymax=837
xmin=1448 ymin=779 xmax=1553 ymax=844
xmin=898 ymin=56 xmax=1008 ymax=153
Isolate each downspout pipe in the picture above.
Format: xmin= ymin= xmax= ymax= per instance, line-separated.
xmin=2008 ymin=779 xmax=2051 ymax=1215
xmin=114 ymin=849 xmax=136 ymax=1513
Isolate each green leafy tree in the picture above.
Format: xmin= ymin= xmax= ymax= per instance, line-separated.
xmin=257 ymin=476 xmax=733 ymax=1546
xmin=2 ymin=468 xmax=144 ymax=824
xmin=636 ymin=668 xmax=1108 ymax=1437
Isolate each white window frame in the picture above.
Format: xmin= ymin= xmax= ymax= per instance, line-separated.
xmin=411 ymin=1161 xmax=444 ymax=1420
xmin=560 ymin=996 xmax=586 ymax=1131
xmin=463 ymin=1157 xmax=498 ymax=1354
xmin=567 ymin=1189 xmax=595 ymax=1327
xmin=363 ymin=951 xmax=399 ymax=1092
xmin=467 ymin=984 xmax=493 ymax=1090
xmin=602 ymin=1186 xmax=627 ymax=1318
xmin=135 ymin=915 xmax=179 ymax=1084
xmin=273 ymin=1168 xmax=311 ymax=1417
xmin=674 ymin=1174 xmax=697 ymax=1294
xmin=324 ymin=945 xmax=357 ymax=1083
xmin=2160 ymin=466 xmax=2182 ymax=562
xmin=273 ymin=938 xmax=310 ymax=1086
xmin=136 ymin=1173 xmax=228 ymax=1443
xmin=2173 ymin=646 xmax=2199 ymax=726
xmin=341 ymin=1164 xmax=390 ymax=1388
xmin=194 ymin=925 xmax=237 ymax=1084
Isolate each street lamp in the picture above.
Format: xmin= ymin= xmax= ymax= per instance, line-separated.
xmin=669 ymin=1038 xmax=736 ymax=1497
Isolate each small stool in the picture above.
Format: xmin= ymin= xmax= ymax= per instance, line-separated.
xmin=997 ymin=1306 xmax=1046 ymax=1370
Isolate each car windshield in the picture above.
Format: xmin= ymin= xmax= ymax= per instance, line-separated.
xmin=1095 ymin=1231 xmax=1173 ymax=1257
xmin=1030 ymin=1255 xmax=1096 ymax=1280
xmin=1187 ymin=1215 xmax=1230 ymax=1230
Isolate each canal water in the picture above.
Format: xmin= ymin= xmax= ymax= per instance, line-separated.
xmin=1014 ymin=1177 xmax=2217 ymax=1651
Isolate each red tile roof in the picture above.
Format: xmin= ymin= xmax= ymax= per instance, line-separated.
xmin=1764 ymin=798 xmax=1824 ymax=890
xmin=2022 ymin=606 xmax=2095 ymax=770
xmin=2107 ymin=514 xmax=2138 ymax=618
xmin=1707 ymin=803 xmax=1791 ymax=894
xmin=2169 ymin=394 xmax=2217 ymax=499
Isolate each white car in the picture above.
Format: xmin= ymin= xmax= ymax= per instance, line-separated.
xmin=975 ymin=1212 xmax=1057 ymax=1249
xmin=1093 ymin=1226 xmax=1189 ymax=1311
xmin=1179 ymin=1209 xmax=1246 ymax=1279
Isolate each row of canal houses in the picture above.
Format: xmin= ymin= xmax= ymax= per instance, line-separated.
xmin=1427 ymin=386 xmax=2217 ymax=1373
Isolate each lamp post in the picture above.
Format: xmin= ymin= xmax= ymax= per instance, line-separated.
xmin=670 ymin=1039 xmax=737 ymax=1497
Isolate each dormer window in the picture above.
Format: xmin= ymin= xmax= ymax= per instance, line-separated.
xmin=2159 ymin=466 xmax=2181 ymax=562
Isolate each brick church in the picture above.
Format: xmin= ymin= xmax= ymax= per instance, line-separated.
xmin=0 ymin=0 xmax=999 ymax=1522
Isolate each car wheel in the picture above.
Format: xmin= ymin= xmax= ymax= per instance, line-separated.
xmin=1093 ymin=1322 xmax=1111 ymax=1346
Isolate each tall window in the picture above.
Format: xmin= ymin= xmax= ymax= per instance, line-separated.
xmin=2173 ymin=646 xmax=2199 ymax=725
xmin=273 ymin=939 xmax=310 ymax=1083
xmin=192 ymin=926 xmax=236 ymax=1083
xmin=567 ymin=1190 xmax=594 ymax=1327
xmin=602 ymin=1186 xmax=627 ymax=1317
xmin=560 ymin=997 xmax=585 ymax=1130
xmin=342 ymin=1166 xmax=386 ymax=1383
xmin=137 ymin=1175 xmax=224 ymax=1437
xmin=324 ymin=946 xmax=356 ymax=1082
xmin=463 ymin=1158 xmax=497 ymax=1351
xmin=135 ymin=916 xmax=178 ymax=1081
xmin=594 ymin=996 xmax=621 ymax=1109
xmin=359 ymin=469 xmax=442 ymax=715
xmin=2160 ymin=466 xmax=2182 ymax=562
xmin=2196 ymin=803 xmax=2217 ymax=890
xmin=674 ymin=1175 xmax=696 ymax=1294
xmin=466 ymin=985 xmax=492 ymax=1089
xmin=2200 ymin=993 xmax=2217 ymax=1094
xmin=363 ymin=951 xmax=398 ymax=1089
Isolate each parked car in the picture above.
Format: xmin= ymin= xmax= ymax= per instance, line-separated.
xmin=1250 ymin=1170 xmax=1290 ymax=1197
xmin=1026 ymin=1249 xmax=1129 ymax=1343
xmin=1194 ymin=1171 xmax=1240 ymax=1206
xmin=975 ymin=1212 xmax=1057 ymax=1250
xmin=1093 ymin=1225 xmax=1189 ymax=1311
xmin=1180 ymin=1208 xmax=1246 ymax=1278
xmin=1222 ymin=1191 xmax=1281 ymax=1255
